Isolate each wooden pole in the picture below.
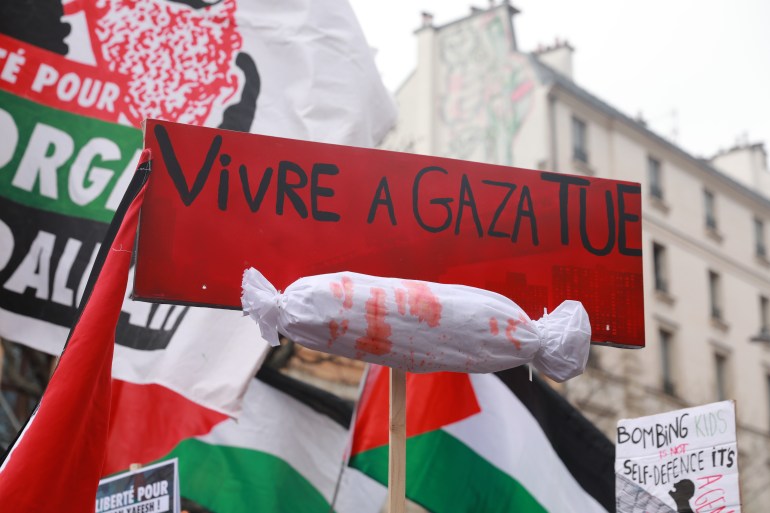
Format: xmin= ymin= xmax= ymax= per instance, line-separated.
xmin=388 ymin=367 xmax=407 ymax=513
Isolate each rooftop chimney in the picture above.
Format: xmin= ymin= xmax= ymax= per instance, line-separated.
xmin=533 ymin=38 xmax=574 ymax=79
xmin=710 ymin=142 xmax=770 ymax=197
xmin=421 ymin=11 xmax=434 ymax=29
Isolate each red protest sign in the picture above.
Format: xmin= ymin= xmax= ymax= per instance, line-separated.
xmin=134 ymin=119 xmax=644 ymax=347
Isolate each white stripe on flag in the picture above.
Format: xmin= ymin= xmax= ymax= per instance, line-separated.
xmin=197 ymin=379 xmax=386 ymax=513
xmin=111 ymin=307 xmax=266 ymax=416
xmin=443 ymin=373 xmax=608 ymax=513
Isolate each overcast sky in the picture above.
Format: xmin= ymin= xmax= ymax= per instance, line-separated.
xmin=349 ymin=0 xmax=770 ymax=160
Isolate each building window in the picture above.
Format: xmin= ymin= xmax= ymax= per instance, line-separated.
xmin=709 ymin=270 xmax=723 ymax=320
xmin=660 ymin=329 xmax=675 ymax=395
xmin=751 ymin=296 xmax=770 ymax=342
xmin=572 ymin=116 xmax=588 ymax=163
xmin=754 ymin=217 xmax=766 ymax=258
xmin=648 ymin=156 xmax=663 ymax=199
xmin=704 ymin=189 xmax=717 ymax=230
xmin=714 ymin=353 xmax=728 ymax=401
xmin=653 ymin=242 xmax=669 ymax=293
xmin=766 ymin=374 xmax=770 ymax=430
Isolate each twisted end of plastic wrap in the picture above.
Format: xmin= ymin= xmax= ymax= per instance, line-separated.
xmin=241 ymin=268 xmax=282 ymax=347
xmin=531 ymin=300 xmax=591 ymax=382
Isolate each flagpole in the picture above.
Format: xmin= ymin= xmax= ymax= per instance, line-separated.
xmin=388 ymin=367 xmax=406 ymax=513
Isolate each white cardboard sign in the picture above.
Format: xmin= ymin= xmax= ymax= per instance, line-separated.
xmin=615 ymin=401 xmax=741 ymax=513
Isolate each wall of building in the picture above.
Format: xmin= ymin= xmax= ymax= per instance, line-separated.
xmin=376 ymin=5 xmax=770 ymax=509
xmin=538 ymin=47 xmax=770 ymax=512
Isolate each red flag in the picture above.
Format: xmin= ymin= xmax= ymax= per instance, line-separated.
xmin=0 ymin=151 xmax=150 ymax=510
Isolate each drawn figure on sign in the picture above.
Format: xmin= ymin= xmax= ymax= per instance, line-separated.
xmin=615 ymin=474 xmax=677 ymax=513
xmin=668 ymin=479 xmax=695 ymax=513
xmin=67 ymin=0 xmax=260 ymax=130
xmin=0 ymin=0 xmax=260 ymax=131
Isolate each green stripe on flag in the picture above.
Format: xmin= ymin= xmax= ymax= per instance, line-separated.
xmin=350 ymin=429 xmax=547 ymax=513
xmin=166 ymin=439 xmax=334 ymax=513
xmin=0 ymin=88 xmax=142 ymax=223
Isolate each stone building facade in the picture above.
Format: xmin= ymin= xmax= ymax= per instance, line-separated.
xmin=356 ymin=2 xmax=770 ymax=510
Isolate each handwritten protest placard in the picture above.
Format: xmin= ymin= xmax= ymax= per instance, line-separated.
xmin=615 ymin=401 xmax=741 ymax=513
xmin=133 ymin=119 xmax=645 ymax=348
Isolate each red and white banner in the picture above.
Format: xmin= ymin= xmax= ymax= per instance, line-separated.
xmin=0 ymin=0 xmax=396 ymax=478
xmin=1 ymin=0 xmax=396 ymax=356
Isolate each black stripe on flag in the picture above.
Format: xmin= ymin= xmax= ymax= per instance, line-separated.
xmin=256 ymin=365 xmax=354 ymax=429
xmin=496 ymin=366 xmax=616 ymax=512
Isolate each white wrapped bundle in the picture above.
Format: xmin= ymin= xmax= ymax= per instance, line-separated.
xmin=242 ymin=268 xmax=591 ymax=382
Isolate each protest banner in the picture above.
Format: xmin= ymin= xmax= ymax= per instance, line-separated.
xmin=0 ymin=1 xmax=396 ymax=509
xmin=0 ymin=0 xmax=395 ymax=476
xmin=97 ymin=459 xmax=180 ymax=513
xmin=0 ymin=0 xmax=394 ymax=356
xmin=134 ymin=118 xmax=645 ymax=348
xmin=0 ymin=88 xmax=144 ymax=354
xmin=615 ymin=401 xmax=741 ymax=513
xmin=134 ymin=117 xmax=645 ymax=512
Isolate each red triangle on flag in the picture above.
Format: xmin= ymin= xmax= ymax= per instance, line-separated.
xmin=103 ymin=380 xmax=228 ymax=475
xmin=351 ymin=365 xmax=480 ymax=456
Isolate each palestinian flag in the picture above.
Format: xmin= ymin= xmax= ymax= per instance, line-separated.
xmin=350 ymin=365 xmax=615 ymax=513
xmin=162 ymin=366 xmax=386 ymax=513
xmin=0 ymin=152 xmax=151 ymax=510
